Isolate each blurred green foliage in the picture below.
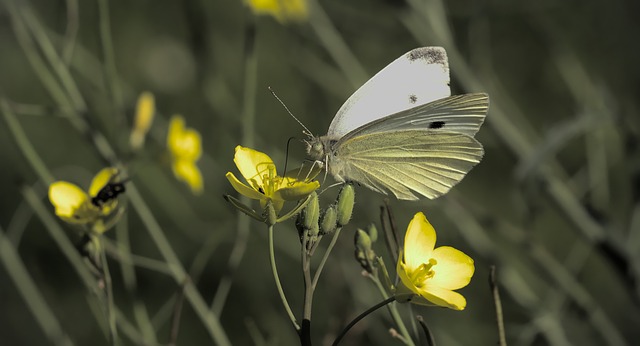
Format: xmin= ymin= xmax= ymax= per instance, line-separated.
xmin=1 ymin=0 xmax=640 ymax=345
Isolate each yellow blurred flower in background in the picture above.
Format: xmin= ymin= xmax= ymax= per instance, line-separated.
xmin=129 ymin=91 xmax=156 ymax=150
xmin=245 ymin=0 xmax=308 ymax=23
xmin=395 ymin=212 xmax=475 ymax=310
xmin=167 ymin=115 xmax=203 ymax=194
xmin=225 ymin=146 xmax=319 ymax=213
xmin=48 ymin=167 xmax=124 ymax=232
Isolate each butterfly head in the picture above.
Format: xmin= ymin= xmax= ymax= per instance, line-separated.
xmin=304 ymin=135 xmax=325 ymax=161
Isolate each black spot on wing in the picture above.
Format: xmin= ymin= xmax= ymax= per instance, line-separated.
xmin=428 ymin=121 xmax=445 ymax=129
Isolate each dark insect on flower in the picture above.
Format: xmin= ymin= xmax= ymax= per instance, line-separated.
xmin=91 ymin=180 xmax=127 ymax=207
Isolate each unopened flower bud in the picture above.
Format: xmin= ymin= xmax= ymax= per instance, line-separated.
xmin=367 ymin=224 xmax=378 ymax=243
xmin=302 ymin=192 xmax=319 ymax=230
xmin=336 ymin=184 xmax=354 ymax=226
xmin=320 ymin=206 xmax=337 ymax=235
xmin=354 ymin=228 xmax=374 ymax=273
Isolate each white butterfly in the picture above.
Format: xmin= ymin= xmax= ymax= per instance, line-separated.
xmin=305 ymin=47 xmax=489 ymax=200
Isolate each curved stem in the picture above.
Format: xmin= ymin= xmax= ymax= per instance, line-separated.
xmin=332 ymin=297 xmax=395 ymax=346
xmin=268 ymin=224 xmax=300 ymax=331
xmin=370 ymin=276 xmax=414 ymax=346
xmin=311 ymin=226 xmax=342 ymax=290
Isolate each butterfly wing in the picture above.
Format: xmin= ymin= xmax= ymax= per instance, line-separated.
xmin=330 ymin=131 xmax=484 ymax=200
xmin=327 ymin=47 xmax=450 ymax=138
xmin=346 ymin=93 xmax=489 ymax=139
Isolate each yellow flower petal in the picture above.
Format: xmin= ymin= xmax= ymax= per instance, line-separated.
xmin=233 ymin=146 xmax=277 ymax=189
xmin=179 ymin=128 xmax=202 ymax=160
xmin=130 ymin=91 xmax=156 ymax=149
xmin=403 ymin=212 xmax=436 ymax=270
xmin=395 ymin=212 xmax=474 ymax=310
xmin=167 ymin=115 xmax=185 ymax=152
xmin=246 ymin=0 xmax=308 ymax=23
xmin=416 ymin=285 xmax=467 ymax=310
xmin=173 ymin=159 xmax=203 ymax=194
xmin=168 ymin=115 xmax=202 ymax=161
xmin=274 ymin=180 xmax=320 ymax=201
xmin=134 ymin=91 xmax=155 ymax=133
xmin=396 ymin=254 xmax=420 ymax=294
xmin=49 ymin=182 xmax=89 ymax=219
xmin=88 ymin=167 xmax=118 ymax=197
xmin=226 ymin=172 xmax=265 ymax=200
xmin=429 ymin=246 xmax=475 ymax=290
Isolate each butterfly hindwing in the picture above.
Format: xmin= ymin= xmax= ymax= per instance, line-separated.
xmin=330 ymin=131 xmax=484 ymax=200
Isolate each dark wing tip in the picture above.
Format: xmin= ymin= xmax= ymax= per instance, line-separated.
xmin=406 ymin=47 xmax=448 ymax=68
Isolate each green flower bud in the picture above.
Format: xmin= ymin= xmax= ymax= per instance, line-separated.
xmin=320 ymin=205 xmax=337 ymax=235
xmin=309 ymin=224 xmax=320 ymax=238
xmin=303 ymin=192 xmax=319 ymax=230
xmin=336 ymin=184 xmax=354 ymax=226
xmin=367 ymin=223 xmax=378 ymax=243
xmin=354 ymin=228 xmax=374 ymax=273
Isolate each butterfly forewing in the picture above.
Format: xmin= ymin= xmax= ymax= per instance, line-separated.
xmin=331 ymin=131 xmax=484 ymax=200
xmin=327 ymin=47 xmax=451 ymax=138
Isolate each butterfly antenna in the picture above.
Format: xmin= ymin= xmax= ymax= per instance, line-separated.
xmin=268 ymin=86 xmax=313 ymax=137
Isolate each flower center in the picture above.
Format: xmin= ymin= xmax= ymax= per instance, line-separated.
xmin=259 ymin=164 xmax=279 ymax=197
xmin=410 ymin=258 xmax=437 ymax=287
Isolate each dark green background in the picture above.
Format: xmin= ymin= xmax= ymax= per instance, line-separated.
xmin=1 ymin=0 xmax=640 ymax=345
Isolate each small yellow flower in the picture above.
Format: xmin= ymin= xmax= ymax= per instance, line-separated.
xmin=395 ymin=212 xmax=474 ymax=310
xmin=130 ymin=91 xmax=156 ymax=150
xmin=48 ymin=168 xmax=123 ymax=232
xmin=167 ymin=115 xmax=203 ymax=194
xmin=245 ymin=0 xmax=308 ymax=23
xmin=225 ymin=146 xmax=319 ymax=213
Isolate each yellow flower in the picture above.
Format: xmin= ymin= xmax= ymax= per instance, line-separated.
xmin=130 ymin=91 xmax=156 ymax=150
xmin=245 ymin=0 xmax=308 ymax=23
xmin=48 ymin=168 xmax=124 ymax=232
xmin=225 ymin=146 xmax=319 ymax=213
xmin=167 ymin=115 xmax=203 ymax=194
xmin=395 ymin=212 xmax=474 ymax=310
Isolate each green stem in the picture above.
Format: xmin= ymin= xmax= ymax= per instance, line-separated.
xmin=18 ymin=2 xmax=87 ymax=111
xmin=115 ymin=218 xmax=157 ymax=344
xmin=332 ymin=296 xmax=396 ymax=346
xmin=311 ymin=226 xmax=342 ymax=290
xmin=97 ymin=0 xmax=124 ymax=128
xmin=308 ymin=0 xmax=367 ymax=88
xmin=268 ymin=224 xmax=300 ymax=331
xmin=489 ymin=266 xmax=507 ymax=346
xmin=127 ymin=185 xmax=231 ymax=346
xmin=0 ymin=226 xmax=74 ymax=346
xmin=370 ymin=275 xmax=414 ymax=346
xmin=0 ymin=99 xmax=55 ymax=185
xmin=209 ymin=3 xmax=258 ymax=317
xmin=99 ymin=240 xmax=120 ymax=346
xmin=301 ymin=233 xmax=313 ymax=345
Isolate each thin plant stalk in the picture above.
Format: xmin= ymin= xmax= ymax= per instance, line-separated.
xmin=311 ymin=226 xmax=343 ymax=289
xmin=0 ymin=226 xmax=74 ymax=346
xmin=268 ymin=224 xmax=300 ymax=331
